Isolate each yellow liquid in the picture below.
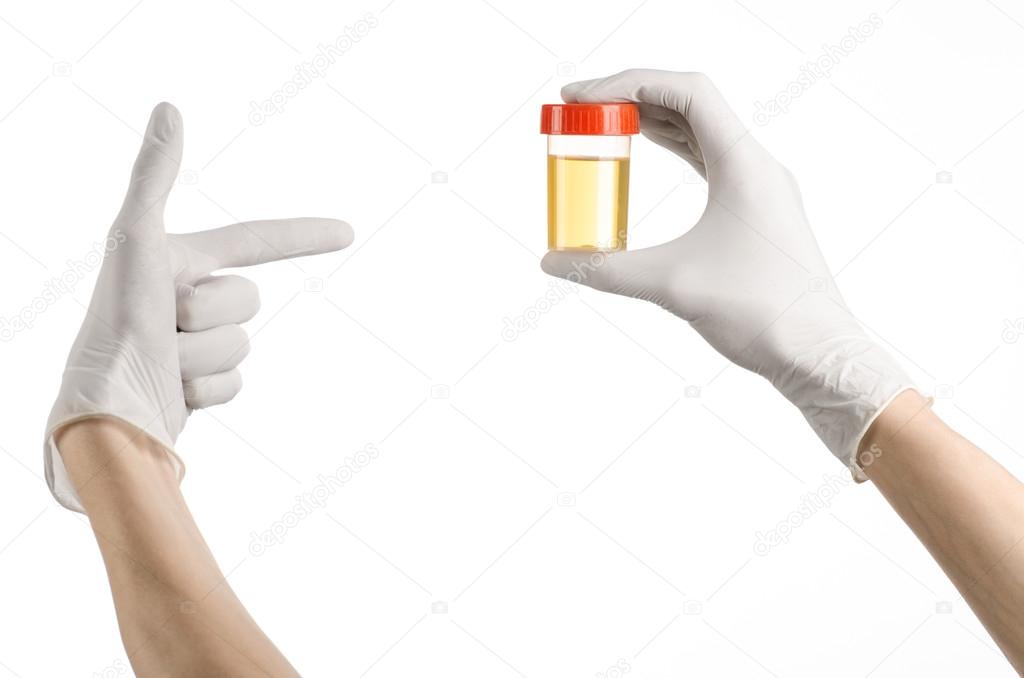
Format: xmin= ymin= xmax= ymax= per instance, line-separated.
xmin=547 ymin=155 xmax=630 ymax=251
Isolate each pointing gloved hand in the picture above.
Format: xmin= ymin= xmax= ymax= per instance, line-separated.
xmin=541 ymin=69 xmax=914 ymax=477
xmin=45 ymin=103 xmax=353 ymax=512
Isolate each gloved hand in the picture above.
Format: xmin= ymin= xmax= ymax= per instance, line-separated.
xmin=45 ymin=103 xmax=353 ymax=512
xmin=541 ymin=69 xmax=914 ymax=478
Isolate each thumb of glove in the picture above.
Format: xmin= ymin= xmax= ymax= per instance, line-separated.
xmin=121 ymin=102 xmax=182 ymax=222
xmin=91 ymin=103 xmax=182 ymax=339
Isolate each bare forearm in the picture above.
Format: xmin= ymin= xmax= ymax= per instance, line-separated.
xmin=57 ymin=419 xmax=298 ymax=678
xmin=861 ymin=391 xmax=1024 ymax=672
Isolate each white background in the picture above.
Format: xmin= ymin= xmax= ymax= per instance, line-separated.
xmin=2 ymin=0 xmax=1024 ymax=675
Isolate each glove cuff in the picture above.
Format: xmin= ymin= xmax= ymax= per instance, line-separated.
xmin=772 ymin=336 xmax=916 ymax=480
xmin=44 ymin=382 xmax=185 ymax=513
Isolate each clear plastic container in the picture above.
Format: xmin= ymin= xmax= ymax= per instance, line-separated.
xmin=541 ymin=103 xmax=639 ymax=251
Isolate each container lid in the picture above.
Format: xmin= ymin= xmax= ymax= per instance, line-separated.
xmin=540 ymin=103 xmax=639 ymax=135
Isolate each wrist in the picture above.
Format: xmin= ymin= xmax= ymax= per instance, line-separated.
xmin=856 ymin=389 xmax=934 ymax=472
xmin=52 ymin=417 xmax=182 ymax=508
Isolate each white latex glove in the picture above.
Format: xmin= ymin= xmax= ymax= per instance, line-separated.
xmin=541 ymin=70 xmax=914 ymax=478
xmin=45 ymin=103 xmax=353 ymax=512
